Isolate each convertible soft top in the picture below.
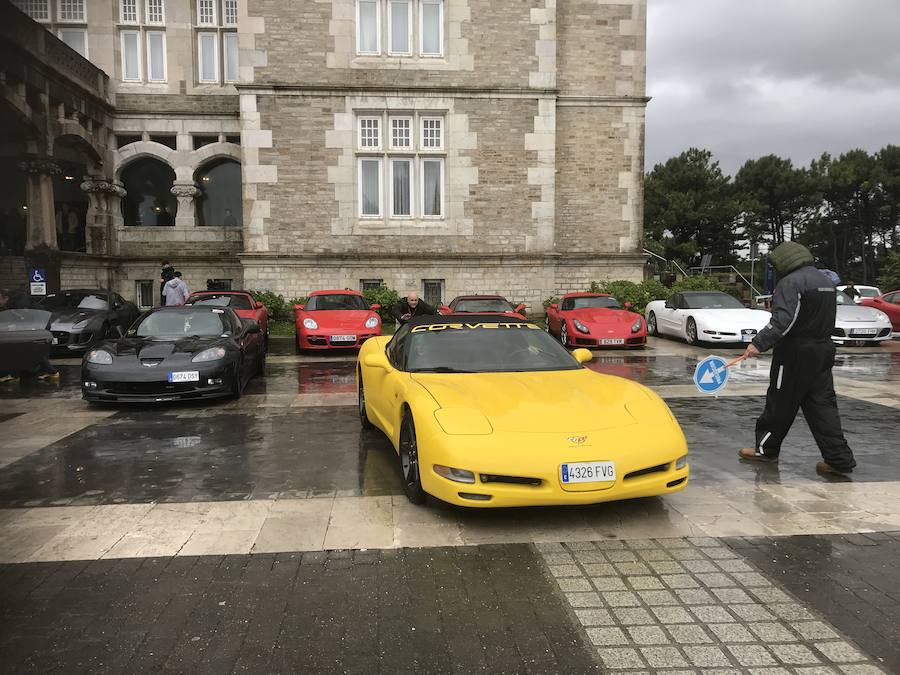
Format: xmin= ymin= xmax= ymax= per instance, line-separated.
xmin=407 ymin=314 xmax=530 ymax=328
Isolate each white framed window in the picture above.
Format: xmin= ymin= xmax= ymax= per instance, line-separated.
xmin=223 ymin=0 xmax=238 ymax=25
xmin=121 ymin=30 xmax=142 ymax=81
xmin=388 ymin=0 xmax=411 ymax=55
xmin=223 ymin=32 xmax=239 ymax=82
xmin=357 ymin=0 xmax=380 ymax=54
xmin=58 ymin=0 xmax=85 ymax=23
xmin=146 ymin=0 xmax=165 ymax=24
xmin=136 ymin=280 xmax=154 ymax=309
xmin=390 ymin=158 xmax=414 ymax=218
xmin=197 ymin=0 xmax=216 ymax=26
xmin=422 ymin=279 xmax=444 ymax=307
xmin=421 ymin=117 xmax=443 ymax=149
xmin=420 ymin=0 xmax=442 ymax=56
xmin=197 ymin=32 xmax=219 ymax=83
xmin=13 ymin=0 xmax=50 ymax=22
xmin=146 ymin=30 xmax=167 ymax=82
xmin=359 ymin=158 xmax=383 ymax=218
xmin=120 ymin=0 xmax=138 ymax=23
xmin=420 ymin=157 xmax=443 ymax=217
xmin=358 ymin=117 xmax=382 ymax=150
xmin=390 ymin=117 xmax=412 ymax=150
xmin=59 ymin=28 xmax=88 ymax=57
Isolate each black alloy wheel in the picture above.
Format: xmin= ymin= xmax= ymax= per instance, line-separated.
xmin=647 ymin=312 xmax=658 ymax=336
xmin=686 ymin=317 xmax=699 ymax=345
xmin=398 ymin=411 xmax=426 ymax=505
xmin=559 ymin=323 xmax=569 ymax=348
xmin=230 ymin=358 xmax=243 ymax=399
xmin=358 ymin=370 xmax=373 ymax=429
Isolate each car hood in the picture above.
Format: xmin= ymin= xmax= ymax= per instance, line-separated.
xmin=49 ymin=308 xmax=104 ymax=328
xmin=411 ymin=369 xmax=646 ymax=433
xmin=836 ymin=305 xmax=885 ymax=322
xmin=102 ymin=336 xmax=231 ymax=358
xmin=302 ymin=310 xmax=376 ymax=329
xmin=569 ymin=308 xmax=638 ymax=325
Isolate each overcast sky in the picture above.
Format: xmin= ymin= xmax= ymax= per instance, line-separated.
xmin=645 ymin=0 xmax=900 ymax=176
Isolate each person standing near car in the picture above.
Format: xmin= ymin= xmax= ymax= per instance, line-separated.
xmin=843 ymin=281 xmax=859 ymax=301
xmin=163 ymin=273 xmax=188 ymax=306
xmin=391 ymin=291 xmax=436 ymax=325
xmin=737 ymin=241 xmax=856 ymax=476
xmin=160 ymin=260 xmax=175 ymax=305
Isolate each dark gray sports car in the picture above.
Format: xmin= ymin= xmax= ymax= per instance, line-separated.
xmin=39 ymin=289 xmax=140 ymax=355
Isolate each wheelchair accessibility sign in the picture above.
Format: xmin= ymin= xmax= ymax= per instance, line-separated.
xmin=693 ymin=355 xmax=729 ymax=394
xmin=29 ymin=268 xmax=47 ymax=296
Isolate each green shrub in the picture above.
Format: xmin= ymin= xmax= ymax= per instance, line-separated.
xmin=248 ymin=289 xmax=290 ymax=320
xmin=670 ymin=275 xmax=722 ymax=294
xmin=877 ymin=250 xmax=900 ymax=291
xmin=362 ymin=285 xmax=400 ymax=324
xmin=287 ymin=297 xmax=308 ymax=309
xmin=587 ymin=279 xmax=669 ymax=314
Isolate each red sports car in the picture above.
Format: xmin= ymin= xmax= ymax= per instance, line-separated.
xmin=861 ymin=290 xmax=900 ymax=333
xmin=293 ymin=290 xmax=381 ymax=352
xmin=185 ymin=290 xmax=269 ymax=348
xmin=438 ymin=295 xmax=527 ymax=319
xmin=545 ymin=292 xmax=646 ymax=348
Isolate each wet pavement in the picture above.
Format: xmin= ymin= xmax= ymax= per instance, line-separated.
xmin=1 ymin=335 xmax=899 ymax=673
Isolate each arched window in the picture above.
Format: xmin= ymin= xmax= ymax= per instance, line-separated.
xmin=195 ymin=159 xmax=242 ymax=227
xmin=120 ymin=158 xmax=176 ymax=226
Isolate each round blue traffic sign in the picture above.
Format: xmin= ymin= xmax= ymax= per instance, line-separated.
xmin=693 ymin=355 xmax=729 ymax=394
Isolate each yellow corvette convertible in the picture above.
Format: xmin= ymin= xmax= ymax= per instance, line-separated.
xmin=357 ymin=315 xmax=689 ymax=507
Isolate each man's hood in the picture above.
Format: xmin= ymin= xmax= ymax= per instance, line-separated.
xmin=769 ymin=241 xmax=814 ymax=275
xmin=165 ymin=278 xmax=181 ymax=288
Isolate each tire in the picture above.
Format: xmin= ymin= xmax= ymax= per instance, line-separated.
xmin=294 ymin=331 xmax=302 ymax=355
xmin=230 ymin=360 xmax=243 ymax=399
xmin=358 ymin=369 xmax=373 ymax=429
xmin=560 ymin=323 xmax=569 ymax=348
xmin=647 ymin=312 xmax=658 ymax=337
xmin=398 ymin=410 xmax=426 ymax=505
xmin=685 ymin=317 xmax=699 ymax=346
xmin=544 ymin=318 xmax=553 ymax=336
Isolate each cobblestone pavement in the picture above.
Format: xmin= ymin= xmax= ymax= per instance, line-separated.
xmin=0 ymin=337 xmax=899 ymax=673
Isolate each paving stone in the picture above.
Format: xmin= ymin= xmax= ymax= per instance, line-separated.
xmin=688 ymin=537 xmax=720 ymax=547
xmin=637 ymin=549 xmax=673 ymax=561
xmin=535 ymin=542 xmax=567 ymax=552
xmin=730 ymin=604 xmax=777 ymax=622
xmin=661 ymin=573 xmax=700 ymax=589
xmin=640 ymin=646 xmax=690 ymax=668
xmin=697 ymin=572 xmax=735 ymax=588
xmin=675 ymin=588 xmax=717 ymax=605
xmin=770 ymin=643 xmax=821 ymax=665
xmin=602 ymin=591 xmax=641 ymax=607
xmin=794 ymin=667 xmax=841 ymax=675
xmin=614 ymin=562 xmax=652 ymax=576
xmin=651 ymin=606 xmax=695 ymax=625
xmin=565 ymin=541 xmax=598 ymax=551
xmin=714 ymin=559 xmax=753 ymax=572
xmin=667 ymin=548 xmax=707 ymax=561
xmin=708 ymin=622 xmax=755 ymax=643
xmin=549 ymin=564 xmax=582 ymax=578
xmin=769 ymin=604 xmax=816 ymax=621
xmin=565 ymin=592 xmax=604 ymax=608
xmin=750 ymin=587 xmax=794 ymax=604
xmin=731 ymin=571 xmax=771 ymax=587
xmin=702 ymin=547 xmax=738 ymax=560
xmin=583 ymin=563 xmax=618 ymax=577
xmin=684 ymin=645 xmax=732 ymax=667
xmin=648 ymin=560 xmax=688 ymax=574
xmin=575 ymin=551 xmax=608 ymax=564
xmin=792 ymin=621 xmax=840 ymax=641
xmin=544 ymin=552 xmax=575 ymax=565
xmin=838 ymin=666 xmax=888 ymax=674
xmin=626 ymin=539 xmax=661 ymax=550
xmin=556 ymin=577 xmax=593 ymax=592
xmin=596 ymin=647 xmax=646 ymax=669
xmin=612 ymin=607 xmax=655 ymax=626
xmin=574 ymin=608 xmax=615 ymax=626
xmin=691 ymin=605 xmax=736 ymax=623
xmin=656 ymin=538 xmax=691 ymax=549
xmin=606 ymin=550 xmax=639 ymax=563
xmin=712 ymin=587 xmax=754 ymax=604
xmin=595 ymin=540 xmax=627 ymax=550
xmin=747 ymin=621 xmax=798 ymax=642
xmin=683 ymin=559 xmax=719 ymax=573
xmin=586 ymin=626 xmax=629 ymax=646
xmin=637 ymin=589 xmax=680 ymax=606
xmin=667 ymin=624 xmax=714 ymax=644
xmin=626 ymin=625 xmax=670 ymax=645
xmin=814 ymin=641 xmax=870 ymax=663
xmin=727 ymin=644 xmax=778 ymax=667
xmin=592 ymin=577 xmax=628 ymax=592
xmin=629 ymin=576 xmax=665 ymax=591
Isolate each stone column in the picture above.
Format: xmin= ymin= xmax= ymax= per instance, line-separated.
xmin=171 ymin=183 xmax=200 ymax=228
xmin=18 ymin=157 xmax=61 ymax=294
xmin=80 ymin=177 xmax=126 ymax=255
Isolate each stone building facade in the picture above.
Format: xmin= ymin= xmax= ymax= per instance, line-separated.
xmin=1 ymin=0 xmax=647 ymax=310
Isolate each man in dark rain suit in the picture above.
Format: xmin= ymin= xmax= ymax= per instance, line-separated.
xmin=737 ymin=241 xmax=857 ymax=476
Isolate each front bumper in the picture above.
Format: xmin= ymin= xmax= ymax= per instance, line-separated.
xmin=82 ymin=362 xmax=234 ymax=403
xmin=51 ymin=329 xmax=99 ymax=354
xmin=298 ymin=330 xmax=379 ymax=350
xmin=832 ymin=323 xmax=893 ymax=344
xmin=569 ymin=333 xmax=646 ymax=348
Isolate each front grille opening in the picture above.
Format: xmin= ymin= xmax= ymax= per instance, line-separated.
xmin=624 ymin=463 xmax=670 ymax=480
xmin=458 ymin=492 xmax=492 ymax=501
xmin=667 ymin=477 xmax=687 ymax=488
xmin=479 ymin=474 xmax=542 ymax=487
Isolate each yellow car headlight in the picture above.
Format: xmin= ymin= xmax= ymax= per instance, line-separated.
xmin=433 ymin=465 xmax=476 ymax=484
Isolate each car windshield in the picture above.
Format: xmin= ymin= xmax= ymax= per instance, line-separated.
xmin=187 ymin=293 xmax=253 ymax=310
xmin=682 ymin=293 xmax=745 ymax=309
xmin=569 ymin=296 xmax=621 ymax=310
xmin=858 ymin=288 xmax=880 ymax=298
xmin=406 ymin=323 xmax=580 ymax=373
xmin=133 ymin=310 xmax=229 ymax=338
xmin=307 ymin=294 xmax=368 ymax=310
xmin=0 ymin=309 xmax=51 ymax=332
xmin=453 ymin=299 xmax=514 ymax=313
xmin=40 ymin=291 xmax=109 ymax=311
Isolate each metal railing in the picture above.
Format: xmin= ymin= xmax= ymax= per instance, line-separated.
xmin=642 ymin=249 xmax=689 ymax=277
xmin=689 ymin=265 xmax=761 ymax=297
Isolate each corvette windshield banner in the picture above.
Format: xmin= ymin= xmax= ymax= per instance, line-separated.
xmin=410 ymin=322 xmax=541 ymax=333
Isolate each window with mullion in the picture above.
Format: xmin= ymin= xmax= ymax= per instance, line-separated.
xmin=388 ymin=0 xmax=411 ymax=55
xmin=197 ymin=31 xmax=219 ymax=82
xmin=58 ymin=0 xmax=86 ymax=23
xmin=197 ymin=0 xmax=216 ymax=26
xmin=359 ymin=117 xmax=382 ymax=151
xmin=421 ymin=116 xmax=443 ymax=150
xmin=421 ymin=158 xmax=443 ymax=217
xmin=120 ymin=0 xmax=138 ymax=24
xmin=13 ymin=0 xmax=50 ymax=22
xmin=390 ymin=117 xmax=412 ymax=150
xmin=146 ymin=0 xmax=165 ymax=25
xmin=223 ymin=0 xmax=238 ymax=25
xmin=357 ymin=0 xmax=380 ymax=54
xmin=359 ymin=158 xmax=383 ymax=218
xmin=390 ymin=158 xmax=414 ymax=218
xmin=420 ymin=0 xmax=442 ymax=56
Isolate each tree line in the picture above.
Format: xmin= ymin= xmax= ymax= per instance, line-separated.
xmin=644 ymin=146 xmax=900 ymax=290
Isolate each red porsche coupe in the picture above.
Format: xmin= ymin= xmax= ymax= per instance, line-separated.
xmin=545 ymin=292 xmax=646 ymax=348
xmin=293 ymin=290 xmax=382 ymax=352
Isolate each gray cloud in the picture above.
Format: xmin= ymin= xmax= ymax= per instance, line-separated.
xmin=645 ymin=0 xmax=900 ymax=174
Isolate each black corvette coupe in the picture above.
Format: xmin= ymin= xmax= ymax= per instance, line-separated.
xmin=40 ymin=289 xmax=140 ymax=355
xmin=81 ymin=305 xmax=265 ymax=403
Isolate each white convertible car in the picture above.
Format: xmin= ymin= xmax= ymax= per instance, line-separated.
xmin=833 ymin=290 xmax=893 ymax=345
xmin=646 ymin=291 xmax=770 ymax=345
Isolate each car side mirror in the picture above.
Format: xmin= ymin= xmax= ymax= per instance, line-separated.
xmin=370 ymin=303 xmax=381 ymax=310
xmin=572 ymin=348 xmax=593 ymax=364
xmin=439 ymin=305 xmax=451 ymax=314
xmin=664 ymin=299 xmax=674 ymax=309
xmin=623 ymin=302 xmax=632 ymax=310
xmin=515 ymin=303 xmax=526 ymax=313
xmin=363 ymin=351 xmax=393 ymax=371
xmin=549 ymin=303 xmax=558 ymax=310
xmin=293 ymin=304 xmax=305 ymax=311
xmin=256 ymin=301 xmax=264 ymax=309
